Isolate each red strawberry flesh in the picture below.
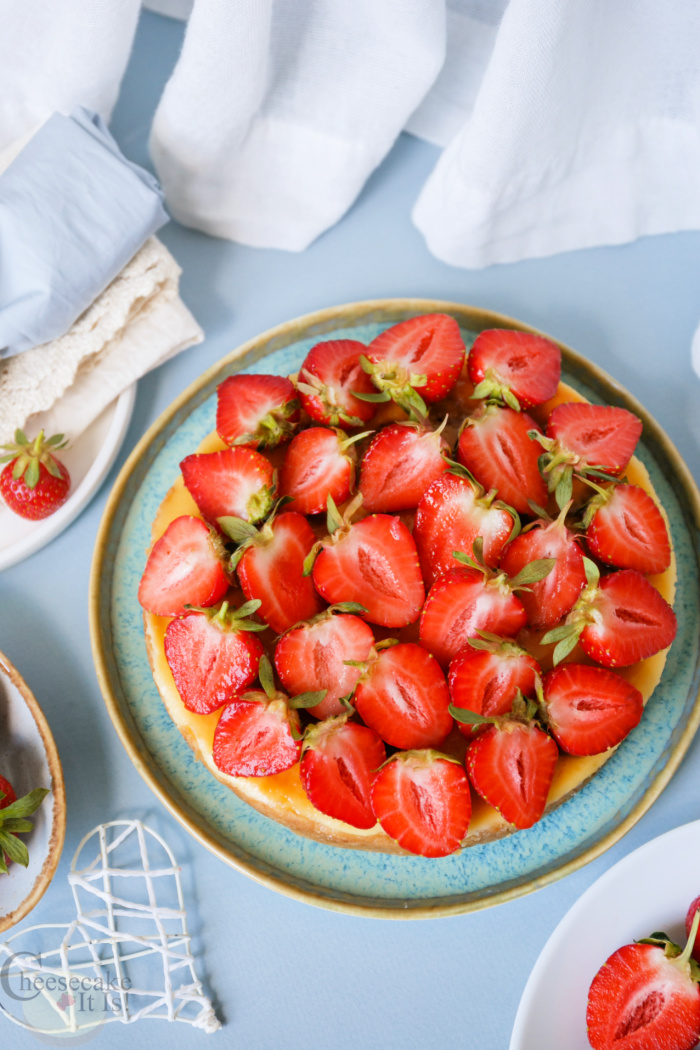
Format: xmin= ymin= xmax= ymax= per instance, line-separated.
xmin=297 ymin=340 xmax=376 ymax=427
xmin=138 ymin=515 xmax=229 ymax=617
xmin=448 ymin=642 xmax=540 ymax=738
xmin=353 ymin=643 xmax=453 ymax=750
xmin=547 ymin=402 xmax=642 ymax=474
xmin=213 ymin=693 xmax=301 ymax=777
xmin=499 ymin=516 xmax=586 ymax=629
xmin=541 ymin=663 xmax=643 ymax=755
xmin=181 ymin=447 xmax=275 ymax=525
xmin=458 ymin=404 xmax=547 ymax=515
xmin=466 ymin=721 xmax=558 ymax=829
xmin=370 ymin=751 xmax=472 ymax=857
xmin=468 ymin=329 xmax=561 ymax=408
xmin=359 ymin=423 xmax=449 ymax=512
xmin=300 ymin=719 xmax=385 ymax=829
xmin=586 ymin=483 xmax=671 ymax=575
xmin=216 ymin=373 xmax=299 ymax=449
xmin=580 ymin=570 xmax=677 ymax=668
xmin=366 ymin=314 xmax=466 ymax=404
xmin=279 ymin=427 xmax=357 ymax=515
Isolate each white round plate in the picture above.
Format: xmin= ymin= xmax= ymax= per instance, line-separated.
xmin=0 ymin=386 xmax=136 ymax=571
xmin=510 ymin=820 xmax=700 ymax=1049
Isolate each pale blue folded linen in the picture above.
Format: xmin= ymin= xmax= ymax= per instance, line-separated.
xmin=0 ymin=107 xmax=169 ymax=357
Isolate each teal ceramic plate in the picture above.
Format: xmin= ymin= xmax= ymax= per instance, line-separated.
xmin=90 ymin=300 xmax=700 ymax=918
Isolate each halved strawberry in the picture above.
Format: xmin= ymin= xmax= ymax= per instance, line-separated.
xmin=296 ymin=340 xmax=376 ymax=428
xmin=466 ymin=713 xmax=558 ymax=829
xmin=212 ymin=657 xmax=325 ymax=777
xmin=540 ymin=663 xmax=643 ymax=755
xmin=532 ymin=402 xmax=643 ymax=509
xmin=216 ymin=374 xmax=299 ymax=449
xmin=274 ymin=605 xmax=375 ymax=719
xmin=352 ymin=642 xmax=453 ymax=750
xmin=587 ymin=915 xmax=700 ymax=1050
xmin=370 ymin=751 xmax=472 ymax=858
xmin=419 ymin=553 xmax=555 ymax=667
xmin=310 ymin=501 xmax=425 ymax=629
xmin=458 ymin=403 xmax=547 ymax=515
xmin=448 ymin=635 xmax=540 ymax=738
xmin=414 ymin=470 xmax=517 ymax=586
xmin=467 ymin=329 xmax=561 ymax=410
xmin=300 ymin=716 xmax=385 ymax=829
xmin=181 ymin=447 xmax=276 ymax=525
xmin=358 ymin=422 xmax=449 ymax=512
xmin=544 ymin=564 xmax=677 ymax=669
xmin=164 ymin=600 xmax=265 ymax=714
xmin=279 ymin=427 xmax=366 ymax=515
xmin=584 ymin=482 xmax=671 ymax=575
xmin=138 ymin=515 xmax=229 ymax=617
xmin=0 ymin=776 xmax=17 ymax=810
xmin=498 ymin=504 xmax=586 ymax=629
xmin=362 ymin=314 xmax=466 ymax=415
xmin=223 ymin=511 xmax=325 ymax=634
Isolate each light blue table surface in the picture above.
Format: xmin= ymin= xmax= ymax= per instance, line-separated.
xmin=3 ymin=11 xmax=700 ymax=1049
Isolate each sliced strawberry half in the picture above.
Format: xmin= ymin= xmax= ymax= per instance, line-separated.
xmin=370 ymin=750 xmax=472 ymax=858
xmin=274 ymin=605 xmax=375 ymax=719
xmin=181 ymin=447 xmax=276 ymax=526
xmin=467 ymin=329 xmax=561 ymax=410
xmin=458 ymin=403 xmax=547 ymax=515
xmin=212 ymin=656 xmax=325 ymax=777
xmin=413 ymin=471 xmax=517 ymax=587
xmin=540 ymin=663 xmax=643 ymax=755
xmin=225 ymin=511 xmax=325 ymax=634
xmin=297 ymin=339 xmax=376 ymax=428
xmin=358 ymin=422 xmax=449 ymax=512
xmin=279 ymin=426 xmax=366 ymax=515
xmin=300 ymin=716 xmax=385 ymax=829
xmin=448 ymin=635 xmax=540 ymax=738
xmin=585 ymin=482 xmax=671 ymax=575
xmin=544 ymin=564 xmax=677 ymax=669
xmin=352 ymin=642 xmax=453 ymax=750
xmin=310 ymin=503 xmax=425 ymax=629
xmin=466 ymin=715 xmax=558 ymax=829
xmin=419 ymin=551 xmax=555 ymax=667
xmin=363 ymin=313 xmax=466 ymax=415
xmin=164 ymin=600 xmax=265 ymax=714
xmin=216 ymin=373 xmax=300 ymax=449
xmin=586 ymin=918 xmax=700 ymax=1050
xmin=499 ymin=504 xmax=586 ymax=630
xmin=138 ymin=515 xmax=229 ymax=617
xmin=533 ymin=402 xmax=643 ymax=509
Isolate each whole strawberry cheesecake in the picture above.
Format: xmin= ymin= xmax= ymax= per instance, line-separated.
xmin=138 ymin=315 xmax=677 ymax=858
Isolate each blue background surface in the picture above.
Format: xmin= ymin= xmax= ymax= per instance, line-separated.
xmin=3 ymin=10 xmax=700 ymax=1048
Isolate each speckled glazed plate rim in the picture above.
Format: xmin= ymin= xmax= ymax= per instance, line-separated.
xmin=0 ymin=650 xmax=66 ymax=933
xmin=89 ymin=299 xmax=700 ymax=919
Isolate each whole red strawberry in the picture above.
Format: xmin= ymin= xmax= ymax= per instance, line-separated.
xmin=467 ymin=329 xmax=561 ymax=410
xmin=0 ymin=429 xmax=70 ymax=520
xmin=300 ymin=715 xmax=385 ymax=829
xmin=0 ymin=778 xmax=49 ymax=874
xmin=370 ymin=750 xmax=472 ymax=857
xmin=587 ymin=911 xmax=700 ymax=1050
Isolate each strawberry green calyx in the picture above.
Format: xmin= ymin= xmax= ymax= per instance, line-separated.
xmin=471 ymin=368 xmax=523 ymax=412
xmin=255 ymin=654 xmax=326 ymax=737
xmin=452 ymin=543 xmax=555 ymax=595
xmin=343 ymin=637 xmax=401 ymax=678
xmin=187 ymin=599 xmax=268 ymax=633
xmin=296 ymin=369 xmax=365 ymax=428
xmin=300 ymin=712 xmax=351 ymax=755
xmin=466 ymin=631 xmax=535 ymax=662
xmin=0 ymin=786 xmax=50 ymax=874
xmin=442 ymin=461 xmax=523 ymax=546
xmin=302 ymin=492 xmax=364 ymax=576
xmin=0 ymin=429 xmax=69 ymax=489
xmin=638 ymin=908 xmax=700 ymax=983
xmin=231 ymin=398 xmax=300 ymax=450
xmin=354 ymin=354 xmax=429 ymax=419
xmin=529 ymin=430 xmax=621 ymax=510
xmin=579 ymin=476 xmax=621 ymax=529
xmin=450 ymin=688 xmax=539 ymax=730
xmin=375 ymin=748 xmax=465 ymax=776
xmin=219 ymin=496 xmax=294 ymax=571
xmin=541 ymin=557 xmax=601 ymax=664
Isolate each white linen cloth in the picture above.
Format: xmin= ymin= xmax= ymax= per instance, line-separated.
xmin=2 ymin=0 xmax=700 ymax=268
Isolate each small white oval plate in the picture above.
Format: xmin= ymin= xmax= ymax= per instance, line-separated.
xmin=510 ymin=820 xmax=700 ymax=1050
xmin=0 ymin=386 xmax=136 ymax=571
xmin=0 ymin=651 xmax=66 ymax=932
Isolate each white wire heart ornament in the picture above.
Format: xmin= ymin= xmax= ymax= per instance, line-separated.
xmin=0 ymin=820 xmax=220 ymax=1037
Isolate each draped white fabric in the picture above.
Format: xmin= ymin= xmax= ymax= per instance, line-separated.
xmin=2 ymin=0 xmax=700 ymax=268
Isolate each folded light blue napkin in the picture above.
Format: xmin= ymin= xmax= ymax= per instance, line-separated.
xmin=0 ymin=107 xmax=169 ymax=357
